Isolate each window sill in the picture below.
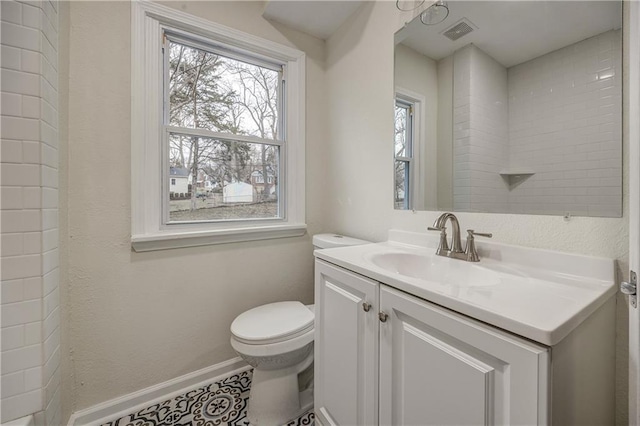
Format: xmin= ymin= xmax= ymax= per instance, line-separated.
xmin=131 ymin=223 xmax=307 ymax=252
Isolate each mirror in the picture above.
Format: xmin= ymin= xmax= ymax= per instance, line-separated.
xmin=394 ymin=1 xmax=622 ymax=217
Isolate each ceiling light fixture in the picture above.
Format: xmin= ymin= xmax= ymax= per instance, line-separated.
xmin=420 ymin=0 xmax=449 ymax=25
xmin=396 ymin=0 xmax=426 ymax=12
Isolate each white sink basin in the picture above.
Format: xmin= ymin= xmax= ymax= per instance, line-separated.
xmin=367 ymin=252 xmax=431 ymax=279
xmin=367 ymin=252 xmax=501 ymax=287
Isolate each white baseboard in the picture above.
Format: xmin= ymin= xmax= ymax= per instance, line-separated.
xmin=2 ymin=415 xmax=35 ymax=426
xmin=67 ymin=357 xmax=249 ymax=426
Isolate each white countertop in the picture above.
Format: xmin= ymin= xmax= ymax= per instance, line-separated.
xmin=314 ymin=230 xmax=617 ymax=346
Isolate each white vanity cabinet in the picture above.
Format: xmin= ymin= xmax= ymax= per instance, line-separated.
xmin=315 ymin=258 xmax=615 ymax=426
xmin=314 ymin=259 xmax=379 ymax=426
xmin=379 ymin=285 xmax=548 ymax=426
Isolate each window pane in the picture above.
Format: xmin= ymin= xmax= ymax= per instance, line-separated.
xmin=168 ymin=134 xmax=279 ymax=222
xmin=395 ymin=104 xmax=407 ymax=156
xmin=168 ymin=40 xmax=281 ymax=140
xmin=395 ymin=160 xmax=408 ymax=209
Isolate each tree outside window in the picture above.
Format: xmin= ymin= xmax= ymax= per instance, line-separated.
xmin=166 ymin=37 xmax=283 ymax=222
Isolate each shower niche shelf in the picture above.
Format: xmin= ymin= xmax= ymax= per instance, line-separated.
xmin=499 ymin=170 xmax=535 ymax=188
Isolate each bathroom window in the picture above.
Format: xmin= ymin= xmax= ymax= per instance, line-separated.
xmin=394 ymin=99 xmax=414 ymax=210
xmin=131 ymin=2 xmax=306 ymax=251
xmin=165 ymin=36 xmax=283 ymax=223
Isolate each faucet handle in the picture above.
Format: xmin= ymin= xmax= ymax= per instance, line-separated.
xmin=467 ymin=230 xmax=492 ymax=239
xmin=428 ymin=226 xmax=449 ymax=254
xmin=465 ymin=230 xmax=491 ymax=262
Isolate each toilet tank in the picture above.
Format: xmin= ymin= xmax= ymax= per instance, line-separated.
xmin=312 ymin=233 xmax=370 ymax=250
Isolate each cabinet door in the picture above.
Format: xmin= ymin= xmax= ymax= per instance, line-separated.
xmin=314 ymin=260 xmax=379 ymax=426
xmin=379 ymin=286 xmax=549 ymax=426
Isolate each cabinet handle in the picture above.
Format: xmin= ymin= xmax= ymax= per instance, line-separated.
xmin=362 ymin=302 xmax=372 ymax=312
xmin=379 ymin=312 xmax=389 ymax=322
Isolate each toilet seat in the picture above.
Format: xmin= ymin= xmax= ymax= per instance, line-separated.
xmin=230 ymin=327 xmax=314 ymax=358
xmin=231 ymin=301 xmax=314 ymax=345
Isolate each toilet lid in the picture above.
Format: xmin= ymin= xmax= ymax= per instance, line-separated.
xmin=231 ymin=301 xmax=314 ymax=345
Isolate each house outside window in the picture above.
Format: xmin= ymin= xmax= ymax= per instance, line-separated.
xmin=251 ymin=170 xmax=275 ymax=185
xmin=131 ymin=2 xmax=306 ymax=251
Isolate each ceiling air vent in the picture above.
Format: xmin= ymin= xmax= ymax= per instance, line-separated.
xmin=442 ymin=19 xmax=477 ymax=41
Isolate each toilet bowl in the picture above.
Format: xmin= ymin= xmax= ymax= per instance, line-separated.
xmin=231 ymin=301 xmax=315 ymax=425
xmin=230 ymin=234 xmax=369 ymax=425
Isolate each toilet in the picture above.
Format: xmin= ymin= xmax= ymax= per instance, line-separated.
xmin=230 ymin=233 xmax=369 ymax=425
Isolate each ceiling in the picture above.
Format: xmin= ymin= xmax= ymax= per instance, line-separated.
xmin=396 ymin=1 xmax=622 ymax=68
xmin=263 ymin=0 xmax=364 ymax=40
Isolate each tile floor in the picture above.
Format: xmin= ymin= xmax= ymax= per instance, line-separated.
xmin=100 ymin=369 xmax=314 ymax=426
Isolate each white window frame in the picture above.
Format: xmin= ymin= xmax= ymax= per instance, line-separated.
xmin=394 ymin=88 xmax=426 ymax=211
xmin=131 ymin=1 xmax=306 ymax=252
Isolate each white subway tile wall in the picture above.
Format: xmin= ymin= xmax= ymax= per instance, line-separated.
xmin=452 ymin=30 xmax=621 ymax=216
xmin=453 ymin=45 xmax=510 ymax=213
xmin=1 ymin=1 xmax=60 ymax=424
xmin=508 ymin=30 xmax=622 ymax=216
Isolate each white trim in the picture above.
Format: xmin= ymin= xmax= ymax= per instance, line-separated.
xmin=131 ymin=0 xmax=306 ymax=251
xmin=395 ymin=87 xmax=428 ymax=210
xmin=132 ymin=223 xmax=306 ymax=252
xmin=137 ymin=1 xmax=303 ymax=63
xmin=67 ymin=357 xmax=248 ymax=426
xmin=166 ymin=126 xmax=285 ymax=147
xmin=628 ymin=0 xmax=640 ymax=423
xmin=164 ymin=30 xmax=284 ymax=72
xmin=2 ymin=415 xmax=34 ymax=426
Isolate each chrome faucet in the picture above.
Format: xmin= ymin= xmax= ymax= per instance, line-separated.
xmin=428 ymin=213 xmax=492 ymax=262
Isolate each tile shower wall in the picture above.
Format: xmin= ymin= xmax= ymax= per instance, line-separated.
xmin=453 ymin=45 xmax=509 ymax=213
xmin=1 ymin=1 xmax=61 ymax=424
xmin=507 ymin=30 xmax=622 ymax=216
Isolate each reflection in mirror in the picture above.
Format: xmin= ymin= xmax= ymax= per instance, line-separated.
xmin=395 ymin=99 xmax=413 ymax=209
xmin=394 ymin=1 xmax=622 ymax=217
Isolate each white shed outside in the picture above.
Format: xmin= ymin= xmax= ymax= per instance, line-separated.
xmin=170 ymin=167 xmax=190 ymax=194
xmin=223 ymin=182 xmax=253 ymax=203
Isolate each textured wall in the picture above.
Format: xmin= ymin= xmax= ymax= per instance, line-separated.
xmin=59 ymin=1 xmax=326 ymax=422
xmin=1 ymin=0 xmax=61 ymax=423
xmin=325 ymin=2 xmax=628 ymax=423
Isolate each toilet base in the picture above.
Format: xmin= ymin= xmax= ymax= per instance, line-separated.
xmin=247 ymin=353 xmax=314 ymax=425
